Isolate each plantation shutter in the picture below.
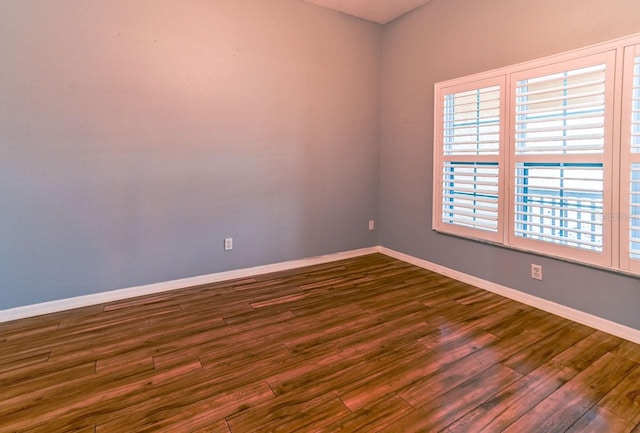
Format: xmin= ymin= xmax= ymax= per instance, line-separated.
xmin=514 ymin=64 xmax=606 ymax=155
xmin=434 ymin=77 xmax=505 ymax=242
xmin=509 ymin=53 xmax=614 ymax=265
xmin=621 ymin=44 xmax=640 ymax=272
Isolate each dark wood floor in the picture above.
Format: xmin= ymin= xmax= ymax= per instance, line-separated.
xmin=1 ymin=254 xmax=640 ymax=432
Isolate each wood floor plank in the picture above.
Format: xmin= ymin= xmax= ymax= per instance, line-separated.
xmin=397 ymin=330 xmax=540 ymax=409
xmin=612 ymin=340 xmax=640 ymax=363
xmin=503 ymin=352 xmax=638 ymax=433
xmin=502 ymin=321 xmax=595 ymax=375
xmin=598 ymin=364 xmax=640 ymax=424
xmin=191 ymin=419 xmax=232 ymax=433
xmin=445 ymin=359 xmax=577 ymax=432
xmin=417 ymin=324 xmax=499 ymax=366
xmin=485 ymin=306 xmax=571 ymax=340
xmin=0 ymin=322 xmax=60 ymax=344
xmin=94 ymin=367 xmax=273 ymax=430
xmin=95 ymin=381 xmax=274 ymax=433
xmin=318 ymin=393 xmax=414 ymax=433
xmin=226 ymin=393 xmax=350 ymax=433
xmin=565 ymin=406 xmax=635 ymax=433
xmin=451 ymin=301 xmax=528 ymax=337
xmin=96 ymin=351 xmax=155 ymax=374
xmin=0 ymin=350 xmax=50 ymax=377
xmin=268 ymin=342 xmax=428 ymax=405
xmin=46 ymin=316 xmax=221 ymax=367
xmin=21 ymin=424 xmax=96 ymax=433
xmin=0 ymin=360 xmax=204 ymax=433
xmin=0 ymin=361 xmax=98 ymax=401
xmin=1 ymin=253 xmax=639 ymax=432
xmin=336 ymin=343 xmax=439 ymax=412
xmin=380 ymin=363 xmax=521 ymax=432
xmin=331 ymin=312 xmax=435 ymax=355
xmin=551 ymin=330 xmax=622 ymax=372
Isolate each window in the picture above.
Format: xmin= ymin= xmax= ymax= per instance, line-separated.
xmin=621 ymin=44 xmax=640 ymax=273
xmin=433 ymin=34 xmax=640 ymax=274
xmin=509 ymin=54 xmax=614 ymax=266
xmin=434 ymin=77 xmax=505 ymax=244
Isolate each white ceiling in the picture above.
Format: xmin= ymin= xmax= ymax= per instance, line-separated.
xmin=301 ymin=0 xmax=430 ymax=24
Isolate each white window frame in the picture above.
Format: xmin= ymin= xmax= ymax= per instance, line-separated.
xmin=507 ymin=52 xmax=616 ymax=267
xmin=620 ymin=43 xmax=640 ymax=273
xmin=433 ymin=76 xmax=507 ymax=244
xmin=433 ymin=32 xmax=640 ymax=275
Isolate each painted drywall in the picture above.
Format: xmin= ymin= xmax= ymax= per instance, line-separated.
xmin=0 ymin=0 xmax=381 ymax=309
xmin=379 ymin=0 xmax=640 ymax=329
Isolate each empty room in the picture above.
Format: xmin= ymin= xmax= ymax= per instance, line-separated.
xmin=2 ymin=0 xmax=640 ymax=431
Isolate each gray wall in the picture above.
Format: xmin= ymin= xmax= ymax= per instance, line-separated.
xmin=0 ymin=0 xmax=381 ymax=309
xmin=380 ymin=0 xmax=640 ymax=329
xmin=2 ymin=0 xmax=639 ymax=332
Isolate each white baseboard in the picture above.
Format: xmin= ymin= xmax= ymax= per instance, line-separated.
xmin=4 ymin=245 xmax=639 ymax=345
xmin=0 ymin=247 xmax=379 ymax=323
xmin=380 ymin=247 xmax=640 ymax=345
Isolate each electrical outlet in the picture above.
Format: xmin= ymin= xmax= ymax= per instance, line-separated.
xmin=531 ymin=264 xmax=542 ymax=281
xmin=224 ymin=237 xmax=233 ymax=251
xmin=368 ymin=220 xmax=375 ymax=231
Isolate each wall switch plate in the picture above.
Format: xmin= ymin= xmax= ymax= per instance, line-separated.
xmin=368 ymin=220 xmax=375 ymax=231
xmin=531 ymin=264 xmax=542 ymax=280
xmin=224 ymin=237 xmax=233 ymax=251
